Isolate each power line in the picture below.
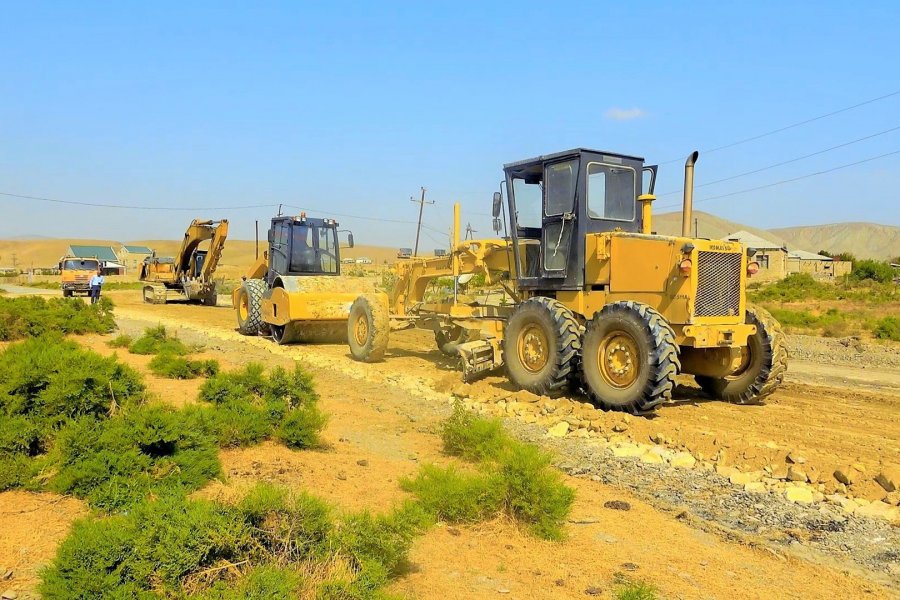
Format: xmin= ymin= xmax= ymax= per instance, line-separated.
xmin=658 ymin=89 xmax=900 ymax=165
xmin=657 ymin=124 xmax=900 ymax=197
xmin=658 ymin=148 xmax=900 ymax=210
xmin=0 ymin=191 xmax=273 ymax=211
xmin=0 ymin=192 xmax=461 ymax=233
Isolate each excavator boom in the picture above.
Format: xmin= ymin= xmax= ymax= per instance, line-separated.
xmin=140 ymin=218 xmax=228 ymax=305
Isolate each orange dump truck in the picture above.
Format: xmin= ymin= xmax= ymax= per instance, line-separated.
xmin=59 ymin=256 xmax=99 ymax=297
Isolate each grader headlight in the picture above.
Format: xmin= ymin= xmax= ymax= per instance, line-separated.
xmin=747 ymin=261 xmax=760 ymax=276
xmin=679 ymin=258 xmax=693 ymax=276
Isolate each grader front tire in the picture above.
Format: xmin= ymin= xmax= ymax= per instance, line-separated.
xmin=348 ymin=294 xmax=389 ymax=362
xmin=695 ymin=304 xmax=787 ymax=405
xmin=236 ymin=279 xmax=266 ymax=335
xmin=581 ymin=301 xmax=679 ymax=414
xmin=503 ymin=297 xmax=581 ymax=397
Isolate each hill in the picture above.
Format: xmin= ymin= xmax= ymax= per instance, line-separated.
xmin=0 ymin=238 xmax=399 ymax=278
xmin=770 ymin=222 xmax=900 ymax=261
xmin=653 ymin=211 xmax=787 ymax=245
xmin=654 ymin=211 xmax=899 ymax=260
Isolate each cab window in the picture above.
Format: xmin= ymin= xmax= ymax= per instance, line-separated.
xmin=587 ymin=163 xmax=636 ymax=221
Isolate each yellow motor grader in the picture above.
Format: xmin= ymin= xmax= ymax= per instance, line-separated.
xmin=347 ymin=149 xmax=787 ymax=413
xmin=233 ymin=213 xmax=357 ymax=343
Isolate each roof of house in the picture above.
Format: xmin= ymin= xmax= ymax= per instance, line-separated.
xmin=724 ymin=230 xmax=786 ymax=250
xmin=67 ymin=245 xmax=119 ymax=262
xmin=122 ymin=245 xmax=153 ymax=254
xmin=788 ymin=249 xmax=833 ymax=261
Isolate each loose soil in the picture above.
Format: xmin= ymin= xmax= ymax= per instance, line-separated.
xmin=0 ymin=286 xmax=898 ymax=599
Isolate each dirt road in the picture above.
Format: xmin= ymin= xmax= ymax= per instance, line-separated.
xmin=1 ymin=287 xmax=898 ymax=599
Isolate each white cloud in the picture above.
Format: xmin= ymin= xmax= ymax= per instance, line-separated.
xmin=604 ymin=107 xmax=647 ymax=121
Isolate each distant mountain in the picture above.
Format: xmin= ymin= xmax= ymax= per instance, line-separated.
xmin=653 ymin=211 xmax=786 ymax=245
xmin=654 ymin=211 xmax=899 ymax=260
xmin=770 ymin=223 xmax=900 ymax=261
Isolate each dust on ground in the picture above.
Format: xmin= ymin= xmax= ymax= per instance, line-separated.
xmin=0 ymin=285 xmax=898 ymax=599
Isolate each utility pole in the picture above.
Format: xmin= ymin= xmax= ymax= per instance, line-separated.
xmin=694 ymin=217 xmax=699 ymax=238
xmin=410 ymin=187 xmax=433 ymax=257
xmin=11 ymin=253 xmax=17 ymax=269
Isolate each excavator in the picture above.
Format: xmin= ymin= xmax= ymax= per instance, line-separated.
xmin=140 ymin=219 xmax=228 ymax=305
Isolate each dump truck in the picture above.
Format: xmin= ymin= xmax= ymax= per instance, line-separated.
xmin=233 ymin=213 xmax=356 ymax=343
xmin=59 ymin=256 xmax=100 ymax=297
xmin=347 ymin=149 xmax=787 ymax=414
xmin=140 ymin=219 xmax=228 ymax=305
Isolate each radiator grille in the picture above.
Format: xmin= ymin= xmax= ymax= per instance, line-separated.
xmin=695 ymin=251 xmax=742 ymax=317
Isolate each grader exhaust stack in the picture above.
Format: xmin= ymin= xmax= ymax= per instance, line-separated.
xmin=681 ymin=150 xmax=699 ymax=237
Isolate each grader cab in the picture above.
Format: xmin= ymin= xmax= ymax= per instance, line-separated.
xmin=348 ymin=148 xmax=787 ymax=414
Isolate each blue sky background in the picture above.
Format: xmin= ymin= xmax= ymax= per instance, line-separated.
xmin=1 ymin=1 xmax=898 ymax=246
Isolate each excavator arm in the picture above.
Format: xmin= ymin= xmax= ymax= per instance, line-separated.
xmin=200 ymin=219 xmax=228 ymax=281
xmin=173 ymin=219 xmax=228 ymax=281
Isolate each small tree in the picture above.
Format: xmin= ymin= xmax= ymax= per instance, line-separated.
xmin=851 ymin=259 xmax=894 ymax=283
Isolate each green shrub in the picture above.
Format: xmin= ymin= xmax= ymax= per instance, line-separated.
xmin=851 ymin=259 xmax=894 ymax=284
xmin=128 ymin=325 xmax=191 ymax=355
xmin=497 ymin=441 xmax=575 ymax=540
xmin=197 ymin=363 xmax=326 ymax=449
xmin=239 ymin=483 xmax=332 ymax=562
xmin=335 ymin=500 xmax=431 ymax=580
xmin=442 ymin=402 xmax=509 ymax=462
xmin=41 ymin=484 xmax=422 ymax=600
xmin=615 ymin=580 xmax=659 ymax=600
xmin=874 ymin=316 xmax=900 ymax=341
xmin=148 ymin=353 xmax=220 ymax=379
xmin=197 ymin=565 xmax=303 ymax=600
xmin=401 ymin=464 xmax=504 ymax=523
xmin=277 ymin=405 xmax=328 ymax=449
xmin=749 ymin=274 xmax=834 ymax=303
xmin=0 ymin=295 xmax=116 ymax=341
xmin=40 ymin=495 xmax=253 ymax=599
xmin=184 ymin=403 xmax=273 ymax=448
xmin=0 ymin=336 xmax=145 ymax=427
xmin=51 ymin=404 xmax=221 ymax=511
xmin=416 ymin=406 xmax=575 ymax=540
xmin=106 ymin=334 xmax=133 ymax=348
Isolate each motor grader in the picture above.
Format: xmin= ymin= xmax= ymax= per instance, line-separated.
xmin=233 ymin=213 xmax=356 ymax=344
xmin=140 ymin=219 xmax=228 ymax=305
xmin=347 ymin=149 xmax=787 ymax=413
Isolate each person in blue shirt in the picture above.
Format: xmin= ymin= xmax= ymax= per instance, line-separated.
xmin=89 ymin=270 xmax=105 ymax=304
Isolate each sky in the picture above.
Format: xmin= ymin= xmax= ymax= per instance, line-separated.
xmin=1 ymin=1 xmax=899 ymax=247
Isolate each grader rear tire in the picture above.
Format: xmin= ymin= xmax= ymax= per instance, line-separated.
xmin=236 ymin=279 xmax=266 ymax=335
xmin=695 ymin=304 xmax=787 ymax=405
xmin=581 ymin=301 xmax=680 ymax=414
xmin=504 ymin=297 xmax=581 ymax=397
xmin=348 ymin=294 xmax=389 ymax=362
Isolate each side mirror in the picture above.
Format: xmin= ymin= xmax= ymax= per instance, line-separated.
xmin=267 ymin=229 xmax=274 ymax=243
xmin=347 ymin=233 xmax=354 ymax=248
xmin=492 ymin=218 xmax=502 ymax=234
xmin=492 ymin=191 xmax=502 ymax=218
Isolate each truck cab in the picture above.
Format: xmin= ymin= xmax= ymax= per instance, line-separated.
xmin=59 ymin=257 xmax=100 ymax=297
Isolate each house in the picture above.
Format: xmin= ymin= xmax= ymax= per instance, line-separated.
xmin=787 ymin=249 xmax=852 ymax=279
xmin=119 ymin=245 xmax=154 ymax=271
xmin=724 ymin=231 xmax=787 ymax=282
xmin=66 ymin=245 xmax=126 ymax=275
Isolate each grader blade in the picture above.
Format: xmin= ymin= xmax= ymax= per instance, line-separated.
xmin=457 ymin=339 xmax=503 ymax=382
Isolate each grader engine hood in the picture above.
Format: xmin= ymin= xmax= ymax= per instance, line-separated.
xmin=587 ymin=232 xmax=755 ymax=348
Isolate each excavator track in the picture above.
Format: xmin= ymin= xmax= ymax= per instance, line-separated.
xmin=142 ymin=284 xmax=168 ymax=305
